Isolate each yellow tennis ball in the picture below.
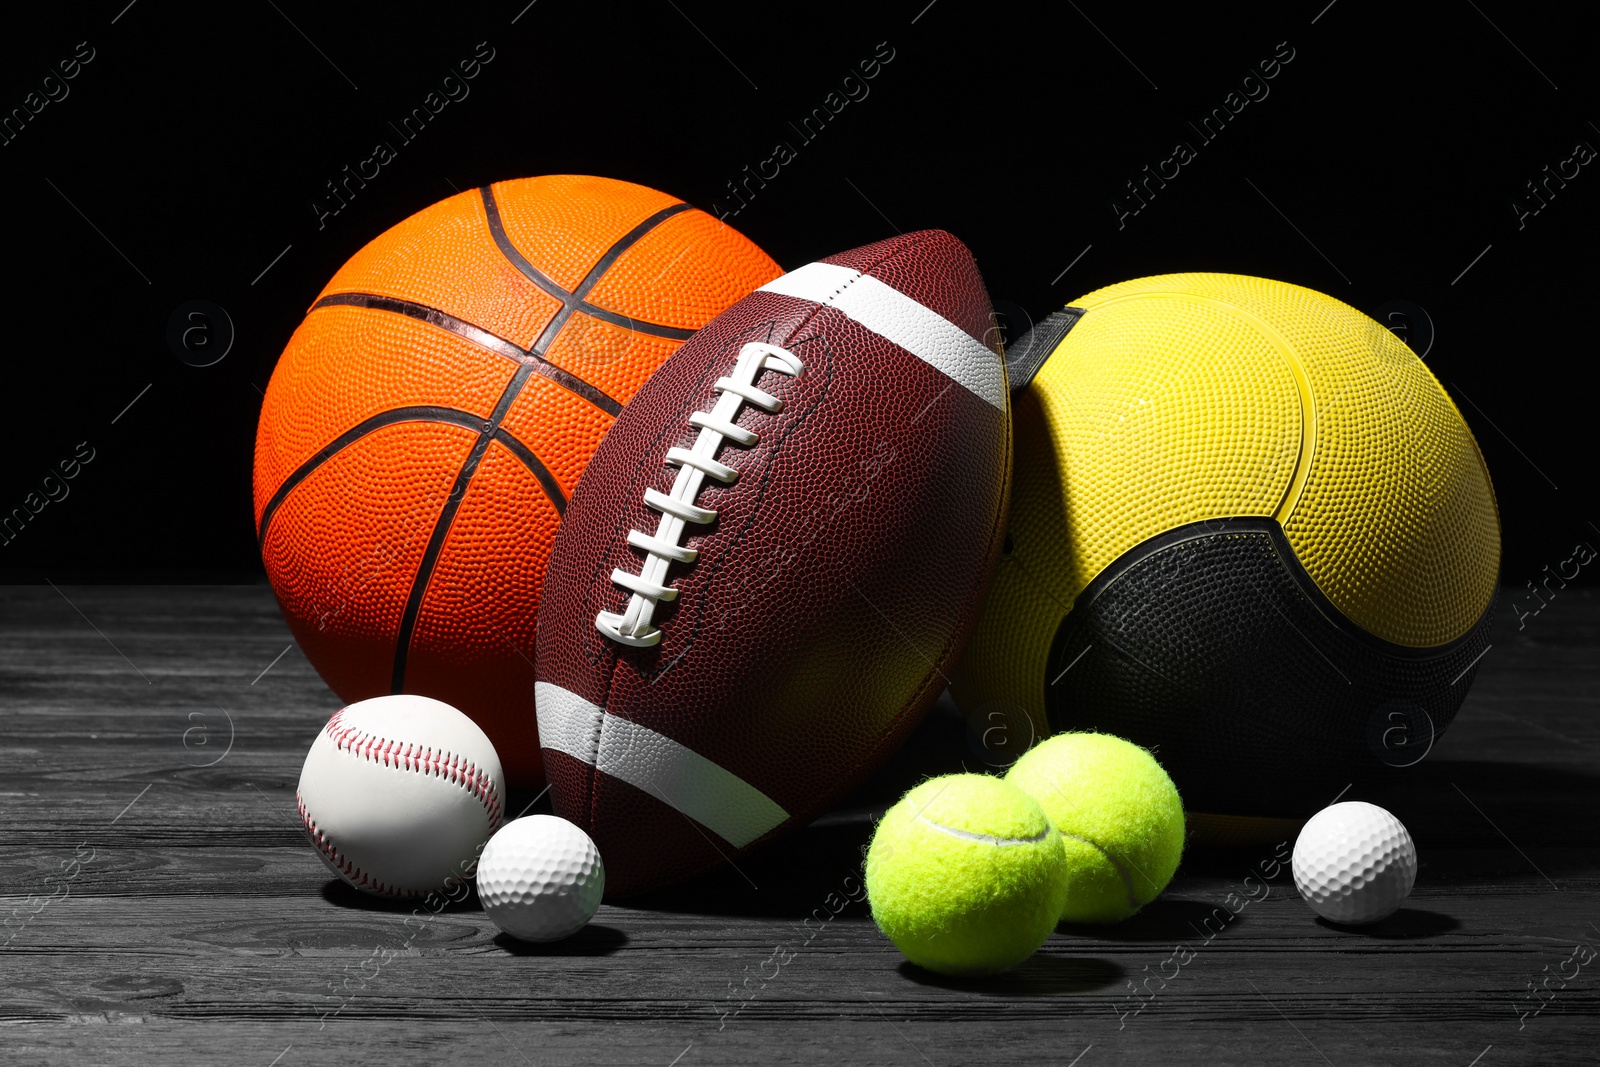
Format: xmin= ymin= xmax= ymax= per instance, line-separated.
xmin=865 ymin=773 xmax=1069 ymax=976
xmin=1006 ymin=733 xmax=1185 ymax=923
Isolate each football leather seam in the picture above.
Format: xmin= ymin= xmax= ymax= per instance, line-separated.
xmin=595 ymin=341 xmax=806 ymax=647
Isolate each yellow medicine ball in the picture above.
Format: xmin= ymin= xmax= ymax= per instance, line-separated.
xmin=951 ymin=274 xmax=1500 ymax=843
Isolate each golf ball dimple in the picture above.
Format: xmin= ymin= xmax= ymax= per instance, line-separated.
xmin=477 ymin=815 xmax=605 ymax=942
xmin=1291 ymin=801 xmax=1417 ymax=925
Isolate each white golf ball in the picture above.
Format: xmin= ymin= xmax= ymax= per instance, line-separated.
xmin=1292 ymin=801 xmax=1417 ymax=925
xmin=477 ymin=815 xmax=605 ymax=942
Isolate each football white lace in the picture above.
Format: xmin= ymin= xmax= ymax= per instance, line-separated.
xmin=596 ymin=341 xmax=804 ymax=647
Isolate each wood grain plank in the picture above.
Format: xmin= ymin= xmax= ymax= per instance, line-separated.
xmin=1 ymin=585 xmax=1596 ymax=1064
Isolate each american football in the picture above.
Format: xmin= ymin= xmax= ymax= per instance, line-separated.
xmin=534 ymin=230 xmax=1012 ymax=896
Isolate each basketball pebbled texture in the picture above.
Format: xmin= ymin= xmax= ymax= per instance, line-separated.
xmin=950 ymin=273 xmax=1500 ymax=837
xmin=535 ymin=230 xmax=1011 ymax=897
xmin=254 ymin=176 xmax=781 ymax=787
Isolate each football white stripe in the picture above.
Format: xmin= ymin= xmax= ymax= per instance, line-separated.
xmin=758 ymin=261 xmax=1007 ymax=412
xmin=535 ymin=681 xmax=789 ymax=848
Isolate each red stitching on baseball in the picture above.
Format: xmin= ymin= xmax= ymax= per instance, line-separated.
xmin=321 ymin=707 xmax=505 ymax=829
xmin=297 ymin=709 xmax=505 ymax=896
xmin=297 ymin=791 xmax=429 ymax=899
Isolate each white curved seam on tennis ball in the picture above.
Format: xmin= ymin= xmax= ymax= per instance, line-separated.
xmin=915 ymin=815 xmax=1051 ymax=847
xmin=1061 ymin=832 xmax=1139 ymax=910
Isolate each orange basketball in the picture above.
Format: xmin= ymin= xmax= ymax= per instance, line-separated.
xmin=254 ymin=175 xmax=782 ymax=785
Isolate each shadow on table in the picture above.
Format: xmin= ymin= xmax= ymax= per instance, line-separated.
xmin=1314 ymin=907 xmax=1458 ymax=939
xmin=895 ymin=953 xmax=1124 ymax=995
xmin=1058 ymin=896 xmax=1255 ymax=942
xmin=554 ymin=694 xmax=1600 ymax=920
xmin=618 ymin=697 xmax=990 ymax=918
xmin=493 ymin=924 xmax=628 ymax=956
xmin=1305 ymin=757 xmax=1600 ymax=850
xmin=318 ymin=878 xmax=484 ymax=914
xmin=622 ymin=820 xmax=873 ymax=919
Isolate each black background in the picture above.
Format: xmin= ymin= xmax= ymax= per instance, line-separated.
xmin=1 ymin=1 xmax=1593 ymax=585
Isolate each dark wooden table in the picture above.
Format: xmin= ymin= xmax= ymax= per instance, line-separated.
xmin=2 ymin=583 xmax=1595 ymax=1065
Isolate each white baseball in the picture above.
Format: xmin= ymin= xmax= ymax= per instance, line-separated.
xmin=297 ymin=694 xmax=506 ymax=898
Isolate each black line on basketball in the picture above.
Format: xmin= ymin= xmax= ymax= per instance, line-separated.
xmin=314 ymin=292 xmax=527 ymax=362
xmin=525 ymin=362 xmax=622 ymax=417
xmin=529 ymin=202 xmax=696 ymax=354
xmin=257 ymin=406 xmax=483 ymax=547
xmin=578 ymin=203 xmax=694 ymax=295
xmin=310 ymin=292 xmax=624 ymax=417
xmin=478 ymin=184 xmax=571 ymax=304
xmin=493 ymin=429 xmax=567 ymax=515
xmin=477 ymin=185 xmax=696 ymax=347
xmin=577 ymin=303 xmax=695 ymax=342
xmin=391 ymin=362 xmax=539 ymax=693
